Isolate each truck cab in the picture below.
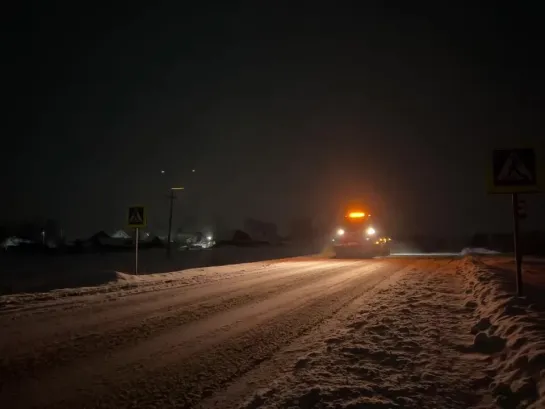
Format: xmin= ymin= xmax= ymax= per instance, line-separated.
xmin=332 ymin=210 xmax=391 ymax=258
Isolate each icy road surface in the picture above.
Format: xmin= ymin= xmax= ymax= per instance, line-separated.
xmin=0 ymin=256 xmax=540 ymax=408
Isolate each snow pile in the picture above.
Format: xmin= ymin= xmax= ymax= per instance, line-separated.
xmin=0 ymin=257 xmax=320 ymax=306
xmin=461 ymin=247 xmax=501 ymax=256
xmin=462 ymin=256 xmax=545 ymax=409
xmin=111 ymin=230 xmax=131 ymax=239
xmin=0 ymin=245 xmax=318 ymax=295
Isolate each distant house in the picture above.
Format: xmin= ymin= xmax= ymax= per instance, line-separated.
xmin=244 ymin=218 xmax=280 ymax=244
xmin=1 ymin=236 xmax=33 ymax=250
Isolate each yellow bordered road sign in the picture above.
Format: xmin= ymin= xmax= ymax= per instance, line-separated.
xmin=128 ymin=206 xmax=147 ymax=228
xmin=488 ymin=148 xmax=541 ymax=194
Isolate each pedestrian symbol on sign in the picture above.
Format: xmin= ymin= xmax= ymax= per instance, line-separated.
xmin=129 ymin=209 xmax=143 ymax=224
xmin=127 ymin=206 xmax=146 ymax=228
xmin=497 ymin=152 xmax=533 ymax=182
xmin=490 ymin=148 xmax=539 ymax=193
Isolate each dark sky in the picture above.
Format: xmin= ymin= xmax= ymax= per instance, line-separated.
xmin=4 ymin=2 xmax=545 ymax=238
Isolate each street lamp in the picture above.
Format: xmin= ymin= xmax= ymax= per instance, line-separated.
xmin=161 ymin=168 xmax=196 ymax=257
xmin=167 ymin=187 xmax=184 ymax=257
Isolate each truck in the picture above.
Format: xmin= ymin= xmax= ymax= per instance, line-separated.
xmin=331 ymin=208 xmax=391 ymax=258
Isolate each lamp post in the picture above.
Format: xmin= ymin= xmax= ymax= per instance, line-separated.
xmin=166 ymin=187 xmax=185 ymax=258
xmin=161 ymin=168 xmax=196 ymax=258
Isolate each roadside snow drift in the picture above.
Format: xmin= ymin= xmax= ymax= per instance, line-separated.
xmin=0 ymin=244 xmax=317 ymax=295
xmin=462 ymin=256 xmax=545 ymax=409
xmin=461 ymin=247 xmax=501 ymax=256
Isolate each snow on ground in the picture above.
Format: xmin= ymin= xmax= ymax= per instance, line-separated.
xmin=461 ymin=247 xmax=502 ymax=256
xmin=202 ymin=255 xmax=545 ymax=409
xmin=0 ymin=245 xmax=317 ymax=297
xmin=2 ymin=249 xmax=544 ymax=408
xmin=200 ymin=258 xmax=492 ymax=409
xmin=0 ymin=245 xmax=488 ymax=298
xmin=0 ymin=258 xmax=416 ymax=408
xmin=461 ymin=255 xmax=545 ymax=409
xmin=0 ymin=257 xmax=310 ymax=310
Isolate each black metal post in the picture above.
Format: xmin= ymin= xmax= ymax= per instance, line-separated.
xmin=512 ymin=193 xmax=523 ymax=297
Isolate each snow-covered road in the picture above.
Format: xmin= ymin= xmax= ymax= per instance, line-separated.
xmin=0 ymin=256 xmax=542 ymax=408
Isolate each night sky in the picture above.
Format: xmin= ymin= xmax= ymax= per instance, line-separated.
xmin=5 ymin=2 xmax=545 ymax=238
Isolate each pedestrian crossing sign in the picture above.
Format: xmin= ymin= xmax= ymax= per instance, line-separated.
xmin=128 ymin=206 xmax=147 ymax=228
xmin=489 ymin=148 xmax=540 ymax=193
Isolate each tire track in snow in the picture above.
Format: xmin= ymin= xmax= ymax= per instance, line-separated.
xmin=0 ymin=259 xmax=366 ymax=386
xmin=199 ymin=258 xmax=426 ymax=409
xmin=0 ymin=259 xmax=349 ymax=352
xmin=209 ymin=258 xmax=488 ymax=409
xmin=0 ymin=257 xmax=329 ymax=318
xmin=0 ymin=259 xmax=341 ymax=343
xmin=2 ymin=259 xmax=405 ymax=409
xmin=0 ymin=258 xmax=309 ymax=317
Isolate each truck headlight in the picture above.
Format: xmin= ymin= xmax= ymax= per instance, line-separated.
xmin=337 ymin=228 xmax=345 ymax=236
xmin=366 ymin=227 xmax=376 ymax=236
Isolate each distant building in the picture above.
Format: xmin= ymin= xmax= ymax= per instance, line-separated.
xmin=244 ymin=218 xmax=280 ymax=243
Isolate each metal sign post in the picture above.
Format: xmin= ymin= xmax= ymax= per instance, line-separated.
xmin=135 ymin=227 xmax=139 ymax=275
xmin=128 ymin=206 xmax=147 ymax=275
xmin=489 ymin=148 xmax=541 ymax=297
xmin=511 ymin=193 xmax=522 ymax=296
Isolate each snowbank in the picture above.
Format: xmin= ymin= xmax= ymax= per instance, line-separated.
xmin=462 ymin=256 xmax=545 ymax=408
xmin=0 ymin=244 xmax=318 ymax=295
xmin=389 ymin=241 xmax=423 ymax=254
xmin=461 ymin=247 xmax=501 ymax=256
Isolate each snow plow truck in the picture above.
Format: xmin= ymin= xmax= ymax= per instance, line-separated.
xmin=332 ymin=207 xmax=391 ymax=258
